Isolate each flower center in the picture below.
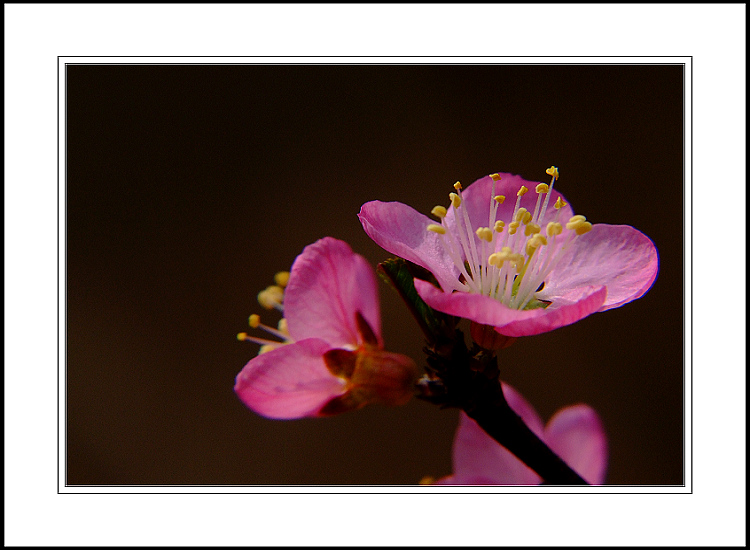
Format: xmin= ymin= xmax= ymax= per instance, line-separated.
xmin=237 ymin=271 xmax=294 ymax=353
xmin=426 ymin=167 xmax=592 ymax=310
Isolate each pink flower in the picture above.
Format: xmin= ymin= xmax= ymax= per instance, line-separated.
xmin=437 ymin=382 xmax=608 ymax=485
xmin=359 ymin=169 xmax=658 ymax=338
xmin=235 ymin=237 xmax=418 ymax=419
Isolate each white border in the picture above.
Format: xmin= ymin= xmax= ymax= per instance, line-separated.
xmin=5 ymin=3 xmax=744 ymax=547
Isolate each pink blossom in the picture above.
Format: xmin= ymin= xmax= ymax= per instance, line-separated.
xmin=359 ymin=170 xmax=658 ymax=338
xmin=235 ymin=237 xmax=417 ymax=419
xmin=437 ymin=382 xmax=608 ymax=485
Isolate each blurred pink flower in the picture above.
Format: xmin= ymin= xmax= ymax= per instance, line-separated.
xmin=438 ymin=382 xmax=608 ymax=485
xmin=235 ymin=237 xmax=417 ymax=419
xmin=359 ymin=169 xmax=658 ymax=338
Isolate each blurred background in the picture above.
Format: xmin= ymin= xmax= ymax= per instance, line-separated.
xmin=66 ymin=63 xmax=684 ymax=486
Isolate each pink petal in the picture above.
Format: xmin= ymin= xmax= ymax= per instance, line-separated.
xmin=284 ymin=237 xmax=382 ymax=348
xmin=413 ymin=278 xmax=607 ymax=337
xmin=539 ymin=224 xmax=659 ymax=311
xmin=495 ymin=285 xmax=608 ymax=337
xmin=234 ymin=338 xmax=347 ymax=419
xmin=545 ymin=405 xmax=608 ymax=485
xmin=450 ymin=411 xmax=542 ymax=485
xmin=413 ymin=277 xmax=547 ymax=325
xmin=449 ymin=383 xmax=546 ymax=485
xmin=502 ymin=382 xmax=546 ymax=437
xmin=447 ymin=384 xmax=608 ymax=486
xmin=358 ymin=201 xmax=460 ymax=292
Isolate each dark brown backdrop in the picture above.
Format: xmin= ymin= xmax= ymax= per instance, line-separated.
xmin=66 ymin=63 xmax=684 ymax=486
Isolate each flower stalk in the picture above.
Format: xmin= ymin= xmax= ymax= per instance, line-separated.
xmin=419 ymin=333 xmax=588 ymax=485
xmin=378 ymin=257 xmax=588 ymax=484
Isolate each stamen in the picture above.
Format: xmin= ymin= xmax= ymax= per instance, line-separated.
xmin=547 ymin=221 xmax=563 ymax=236
xmin=566 ymin=215 xmax=588 ymax=231
xmin=531 ymin=183 xmax=549 ymax=223
xmin=257 ymin=285 xmax=284 ymax=311
xmin=575 ymin=221 xmax=593 ymax=235
xmin=451 ymin=182 xmax=483 ymax=291
xmin=431 ymin=205 xmax=447 ymax=218
xmin=248 ymin=313 xmax=291 ymax=340
xmin=524 ymin=223 xmax=541 ymax=236
xmin=422 ymin=166 xmax=595 ymax=313
xmin=525 ymin=234 xmax=548 ymax=256
xmin=515 ymin=208 xmax=529 ymax=223
xmin=476 ymin=227 xmax=493 ymax=242
xmin=237 ymin=332 xmax=285 ymax=347
xmin=274 ymin=271 xmax=290 ymax=288
xmin=538 ymin=166 xmax=559 ymax=223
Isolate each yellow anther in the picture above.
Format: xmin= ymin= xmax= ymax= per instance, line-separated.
xmin=508 ymin=221 xmax=520 ymax=235
xmin=449 ymin=192 xmax=461 ymax=208
xmin=488 ymin=253 xmax=501 ymax=267
xmin=515 ymin=208 xmax=529 ymax=223
xmin=494 ymin=220 xmax=505 ymax=232
xmin=554 ymin=196 xmax=567 ymax=210
xmin=257 ymin=291 xmax=274 ymax=309
xmin=494 ymin=195 xmax=505 ymax=204
xmin=453 ymin=181 xmax=462 ymax=191
xmin=546 ymin=166 xmax=560 ymax=178
xmin=431 ymin=205 xmax=447 ymax=219
xmin=476 ymin=227 xmax=493 ymax=242
xmin=248 ymin=314 xmax=261 ymax=328
xmin=274 ymin=271 xmax=290 ymax=288
xmin=532 ymin=234 xmax=548 ymax=247
xmin=517 ymin=185 xmax=529 ymax=197
xmin=525 ymin=234 xmax=547 ymax=256
xmin=575 ymin=221 xmax=593 ymax=235
xmin=524 ymin=223 xmax=541 ymax=236
xmin=566 ymin=215 xmax=588 ymax=231
xmin=277 ymin=318 xmax=289 ymax=335
xmin=258 ymin=286 xmax=284 ymax=310
xmin=489 ymin=173 xmax=502 ymax=181
xmin=267 ymin=285 xmax=284 ymax=296
xmin=546 ymin=221 xmax=563 ymax=236
xmin=427 ymin=224 xmax=447 ymax=235
xmin=237 ymin=332 xmax=248 ymax=341
xmin=419 ymin=476 xmax=436 ymax=485
xmin=536 ymin=183 xmax=550 ymax=194
xmin=522 ymin=211 xmax=532 ymax=224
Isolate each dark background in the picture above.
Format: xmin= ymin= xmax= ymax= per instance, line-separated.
xmin=66 ymin=64 xmax=684 ymax=486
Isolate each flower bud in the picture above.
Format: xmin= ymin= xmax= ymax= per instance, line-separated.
xmin=320 ymin=348 xmax=418 ymax=415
